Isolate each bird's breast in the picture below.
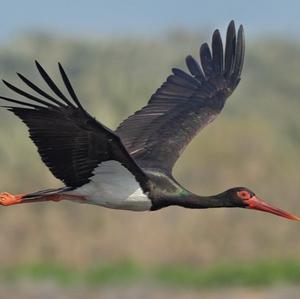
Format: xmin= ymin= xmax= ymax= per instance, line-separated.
xmin=67 ymin=161 xmax=152 ymax=211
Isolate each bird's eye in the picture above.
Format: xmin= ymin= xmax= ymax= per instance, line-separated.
xmin=237 ymin=191 xmax=250 ymax=200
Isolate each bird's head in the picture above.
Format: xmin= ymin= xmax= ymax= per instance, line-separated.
xmin=225 ymin=187 xmax=300 ymax=221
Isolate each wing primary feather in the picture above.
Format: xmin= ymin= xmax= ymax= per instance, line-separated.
xmin=0 ymin=62 xmax=149 ymax=190
xmin=224 ymin=20 xmax=236 ymax=77
xmin=232 ymin=25 xmax=245 ymax=86
xmin=166 ymin=74 xmax=196 ymax=89
xmin=185 ymin=55 xmax=205 ymax=81
xmin=35 ymin=61 xmax=75 ymax=108
xmin=2 ymin=80 xmax=59 ymax=109
xmin=200 ymin=43 xmax=214 ymax=76
xmin=58 ymin=63 xmax=84 ymax=109
xmin=0 ymin=95 xmax=42 ymax=108
xmin=17 ymin=72 xmax=66 ymax=107
xmin=172 ymin=68 xmax=202 ymax=87
xmin=212 ymin=29 xmax=223 ymax=73
xmin=116 ymin=21 xmax=245 ymax=173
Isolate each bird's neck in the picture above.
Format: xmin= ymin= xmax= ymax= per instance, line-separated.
xmin=151 ymin=191 xmax=234 ymax=210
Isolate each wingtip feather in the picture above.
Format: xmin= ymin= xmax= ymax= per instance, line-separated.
xmin=228 ymin=20 xmax=235 ymax=30
xmin=185 ymin=55 xmax=205 ymax=81
xmin=35 ymin=60 xmax=42 ymax=70
xmin=200 ymin=43 xmax=214 ymax=76
xmin=57 ymin=62 xmax=84 ymax=109
xmin=224 ymin=21 xmax=237 ymax=77
xmin=231 ymin=24 xmax=245 ymax=86
xmin=211 ymin=29 xmax=223 ymax=73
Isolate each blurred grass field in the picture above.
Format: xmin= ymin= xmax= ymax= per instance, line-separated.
xmin=2 ymin=259 xmax=300 ymax=288
xmin=0 ymin=29 xmax=299 ymax=297
xmin=1 ymin=260 xmax=300 ymax=298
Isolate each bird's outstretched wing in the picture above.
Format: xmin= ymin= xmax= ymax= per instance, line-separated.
xmin=116 ymin=21 xmax=245 ymax=174
xmin=0 ymin=62 xmax=149 ymax=189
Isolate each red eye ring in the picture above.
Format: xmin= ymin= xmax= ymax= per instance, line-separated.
xmin=237 ymin=191 xmax=250 ymax=200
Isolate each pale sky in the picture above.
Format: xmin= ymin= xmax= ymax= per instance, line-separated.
xmin=0 ymin=0 xmax=299 ymax=40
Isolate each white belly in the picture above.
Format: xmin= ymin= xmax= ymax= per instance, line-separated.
xmin=68 ymin=161 xmax=151 ymax=211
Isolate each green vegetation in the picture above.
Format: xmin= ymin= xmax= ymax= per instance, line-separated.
xmin=155 ymin=259 xmax=300 ymax=288
xmin=1 ymin=259 xmax=300 ymax=288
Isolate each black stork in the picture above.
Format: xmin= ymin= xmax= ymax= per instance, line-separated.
xmin=0 ymin=21 xmax=298 ymax=221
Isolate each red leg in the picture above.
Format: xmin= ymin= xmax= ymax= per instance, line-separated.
xmin=43 ymin=194 xmax=86 ymax=202
xmin=0 ymin=192 xmax=86 ymax=206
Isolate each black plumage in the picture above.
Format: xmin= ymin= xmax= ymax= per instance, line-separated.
xmin=0 ymin=61 xmax=149 ymax=189
xmin=0 ymin=21 xmax=245 ymax=188
xmin=116 ymin=21 xmax=245 ymax=173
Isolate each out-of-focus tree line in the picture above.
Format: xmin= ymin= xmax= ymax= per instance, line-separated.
xmin=0 ymin=31 xmax=299 ymax=268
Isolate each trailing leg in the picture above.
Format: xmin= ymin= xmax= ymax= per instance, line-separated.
xmin=0 ymin=188 xmax=85 ymax=206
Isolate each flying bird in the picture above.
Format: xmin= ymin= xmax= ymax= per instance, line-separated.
xmin=0 ymin=21 xmax=298 ymax=220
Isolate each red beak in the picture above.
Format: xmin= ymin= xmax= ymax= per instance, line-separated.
xmin=246 ymin=196 xmax=300 ymax=221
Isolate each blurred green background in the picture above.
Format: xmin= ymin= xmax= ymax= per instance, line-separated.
xmin=0 ymin=1 xmax=299 ymax=298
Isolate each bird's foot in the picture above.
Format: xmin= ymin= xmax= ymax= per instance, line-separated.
xmin=0 ymin=192 xmax=24 ymax=206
